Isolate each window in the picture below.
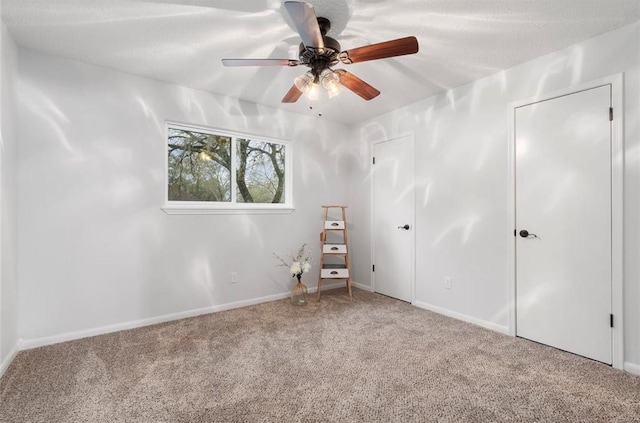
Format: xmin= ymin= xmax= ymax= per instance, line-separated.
xmin=164 ymin=123 xmax=292 ymax=214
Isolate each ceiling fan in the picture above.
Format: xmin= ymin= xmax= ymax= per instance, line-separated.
xmin=221 ymin=1 xmax=419 ymax=103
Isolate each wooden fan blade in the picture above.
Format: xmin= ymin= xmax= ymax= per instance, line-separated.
xmin=339 ymin=36 xmax=418 ymax=64
xmin=335 ymin=69 xmax=380 ymax=100
xmin=222 ymin=59 xmax=299 ymax=67
xmin=282 ymin=84 xmax=304 ymax=103
xmin=284 ymin=1 xmax=324 ymax=49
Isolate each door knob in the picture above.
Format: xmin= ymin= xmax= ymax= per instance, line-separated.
xmin=398 ymin=224 xmax=410 ymax=230
xmin=519 ymin=230 xmax=538 ymax=238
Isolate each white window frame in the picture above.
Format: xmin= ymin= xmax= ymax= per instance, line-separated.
xmin=162 ymin=121 xmax=294 ymax=215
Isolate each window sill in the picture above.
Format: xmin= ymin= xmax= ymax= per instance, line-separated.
xmin=162 ymin=205 xmax=295 ymax=215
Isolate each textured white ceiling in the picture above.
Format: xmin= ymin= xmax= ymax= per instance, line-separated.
xmin=2 ymin=0 xmax=639 ymax=124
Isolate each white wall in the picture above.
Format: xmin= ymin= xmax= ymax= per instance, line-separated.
xmin=354 ymin=22 xmax=640 ymax=369
xmin=16 ymin=50 xmax=361 ymax=343
xmin=0 ymin=20 xmax=19 ymax=369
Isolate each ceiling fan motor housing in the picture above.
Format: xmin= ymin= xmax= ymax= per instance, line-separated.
xmin=298 ymin=17 xmax=341 ymax=77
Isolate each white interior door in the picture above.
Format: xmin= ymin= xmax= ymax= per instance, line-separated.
xmin=373 ymin=135 xmax=414 ymax=302
xmin=515 ymin=85 xmax=612 ymax=364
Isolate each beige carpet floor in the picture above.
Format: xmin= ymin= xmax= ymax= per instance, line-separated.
xmin=1 ymin=288 xmax=639 ymax=423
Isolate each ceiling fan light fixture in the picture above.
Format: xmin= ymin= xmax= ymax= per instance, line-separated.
xmin=294 ymin=71 xmax=314 ymax=92
xmin=320 ymin=68 xmax=340 ymax=92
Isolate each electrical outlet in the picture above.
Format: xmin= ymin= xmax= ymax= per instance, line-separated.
xmin=444 ymin=277 xmax=452 ymax=289
xmin=231 ymin=272 xmax=238 ymax=284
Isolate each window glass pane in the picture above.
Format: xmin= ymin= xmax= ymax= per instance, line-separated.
xmin=236 ymin=139 xmax=286 ymax=204
xmin=167 ymin=128 xmax=231 ymax=202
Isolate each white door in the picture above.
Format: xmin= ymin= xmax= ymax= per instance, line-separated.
xmin=373 ymin=135 xmax=414 ymax=302
xmin=515 ymin=85 xmax=612 ymax=364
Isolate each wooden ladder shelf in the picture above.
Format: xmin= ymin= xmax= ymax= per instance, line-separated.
xmin=318 ymin=205 xmax=352 ymax=301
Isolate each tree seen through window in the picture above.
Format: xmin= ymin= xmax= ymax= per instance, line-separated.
xmin=167 ymin=127 xmax=286 ymax=204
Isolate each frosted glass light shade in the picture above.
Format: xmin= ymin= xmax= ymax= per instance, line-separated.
xmin=294 ymin=71 xmax=314 ymax=92
xmin=320 ymin=69 xmax=340 ymax=91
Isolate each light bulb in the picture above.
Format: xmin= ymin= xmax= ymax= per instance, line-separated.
xmin=320 ymin=69 xmax=340 ymax=92
xmin=307 ymin=83 xmax=320 ymax=100
xmin=294 ymin=71 xmax=314 ymax=93
xmin=327 ymin=83 xmax=342 ymax=98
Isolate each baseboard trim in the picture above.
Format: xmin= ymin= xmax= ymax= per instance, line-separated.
xmin=413 ymin=301 xmax=509 ymax=335
xmin=19 ymin=282 xmax=359 ymax=351
xmin=0 ymin=343 xmax=19 ymax=379
xmin=624 ymin=361 xmax=640 ymax=376
xmin=353 ymin=282 xmax=373 ymax=292
xmin=20 ymin=291 xmax=295 ymax=350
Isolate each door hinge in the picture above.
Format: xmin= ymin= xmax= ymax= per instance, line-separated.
xmin=610 ymin=314 xmax=614 ymax=328
xmin=372 ymin=157 xmax=376 ymax=165
xmin=609 ymin=107 xmax=613 ymax=122
xmin=372 ymin=264 xmax=375 ymax=272
xmin=514 ymin=229 xmax=516 ymax=237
